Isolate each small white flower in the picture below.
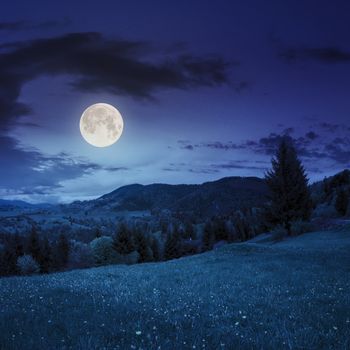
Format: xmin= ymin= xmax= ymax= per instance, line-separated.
xmin=136 ymin=331 xmax=142 ymax=335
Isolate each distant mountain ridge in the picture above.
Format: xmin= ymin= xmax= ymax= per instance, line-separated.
xmin=0 ymin=177 xmax=269 ymax=219
xmin=0 ymin=199 xmax=51 ymax=208
xmin=81 ymin=176 xmax=269 ymax=217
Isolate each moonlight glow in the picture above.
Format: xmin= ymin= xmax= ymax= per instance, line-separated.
xmin=80 ymin=103 xmax=124 ymax=147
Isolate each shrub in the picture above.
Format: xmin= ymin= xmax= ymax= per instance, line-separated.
xmin=90 ymin=236 xmax=121 ymax=266
xmin=232 ymin=212 xmax=255 ymax=241
xmin=68 ymin=240 xmax=94 ymax=269
xmin=17 ymin=255 xmax=40 ymax=275
xmin=312 ymin=204 xmax=338 ymax=219
xmin=119 ymin=251 xmax=140 ymax=265
xmin=290 ymin=220 xmax=315 ymax=236
xmin=270 ymin=225 xmax=288 ymax=241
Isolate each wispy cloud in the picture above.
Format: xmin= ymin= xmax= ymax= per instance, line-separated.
xmin=177 ymin=123 xmax=350 ymax=169
xmin=0 ymin=135 xmax=128 ymax=195
xmin=0 ymin=18 xmax=71 ymax=32
xmin=280 ymin=46 xmax=350 ymax=64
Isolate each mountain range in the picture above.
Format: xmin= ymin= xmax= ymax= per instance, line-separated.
xmin=69 ymin=176 xmax=269 ymax=217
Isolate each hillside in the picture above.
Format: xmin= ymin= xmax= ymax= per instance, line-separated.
xmin=81 ymin=176 xmax=268 ymax=217
xmin=1 ymin=229 xmax=349 ymax=349
xmin=0 ymin=176 xmax=268 ymax=236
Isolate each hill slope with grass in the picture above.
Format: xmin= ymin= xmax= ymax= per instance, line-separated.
xmin=0 ymin=229 xmax=349 ymax=349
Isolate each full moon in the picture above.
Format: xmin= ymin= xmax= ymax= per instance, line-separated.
xmin=80 ymin=103 xmax=124 ymax=147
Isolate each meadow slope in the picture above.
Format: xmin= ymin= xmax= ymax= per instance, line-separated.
xmin=0 ymin=230 xmax=349 ymax=349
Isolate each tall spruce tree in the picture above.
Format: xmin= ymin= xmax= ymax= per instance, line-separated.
xmin=265 ymin=137 xmax=312 ymax=234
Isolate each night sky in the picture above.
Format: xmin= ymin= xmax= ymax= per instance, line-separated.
xmin=1 ymin=0 xmax=350 ymax=203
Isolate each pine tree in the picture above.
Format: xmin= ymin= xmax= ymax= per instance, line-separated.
xmin=13 ymin=234 xmax=24 ymax=257
xmin=151 ymin=238 xmax=160 ymax=261
xmin=335 ymin=188 xmax=348 ymax=216
xmin=27 ymin=226 xmax=41 ymax=262
xmin=202 ymin=221 xmax=215 ymax=251
xmin=54 ymin=234 xmax=69 ymax=269
xmin=0 ymin=238 xmax=18 ymax=276
xmin=182 ymin=222 xmax=196 ymax=240
xmin=39 ymin=237 xmax=52 ymax=273
xmin=213 ymin=217 xmax=229 ymax=241
xmin=265 ymin=137 xmax=312 ymax=234
xmin=164 ymin=227 xmax=182 ymax=260
xmin=113 ymin=222 xmax=135 ymax=254
xmin=134 ymin=229 xmax=152 ymax=262
xmin=95 ymin=228 xmax=102 ymax=238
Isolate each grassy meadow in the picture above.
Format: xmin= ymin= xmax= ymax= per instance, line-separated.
xmin=0 ymin=230 xmax=349 ymax=349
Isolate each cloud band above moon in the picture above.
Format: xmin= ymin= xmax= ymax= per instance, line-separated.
xmin=0 ymin=32 xmax=231 ymax=132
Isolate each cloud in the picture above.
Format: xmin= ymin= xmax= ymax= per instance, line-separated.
xmin=178 ymin=124 xmax=350 ymax=168
xmin=210 ymin=161 xmax=267 ymax=171
xmin=305 ymin=131 xmax=319 ymax=140
xmin=280 ymin=46 xmax=350 ymax=64
xmin=0 ymin=135 xmax=126 ymax=195
xmin=0 ymin=19 xmax=70 ymax=32
xmin=0 ymin=32 xmax=231 ymax=130
xmin=319 ymin=122 xmax=341 ymax=133
xmin=235 ymin=81 xmax=251 ymax=93
xmin=324 ymin=141 xmax=350 ymax=164
xmin=178 ymin=140 xmax=246 ymax=151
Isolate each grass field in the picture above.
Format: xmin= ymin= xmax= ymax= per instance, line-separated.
xmin=0 ymin=230 xmax=349 ymax=349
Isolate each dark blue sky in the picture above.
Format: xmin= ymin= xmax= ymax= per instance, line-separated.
xmin=1 ymin=0 xmax=350 ymax=202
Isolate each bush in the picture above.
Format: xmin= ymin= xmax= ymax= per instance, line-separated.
xmin=90 ymin=236 xmax=140 ymax=266
xmin=68 ymin=240 xmax=94 ymax=269
xmin=17 ymin=255 xmax=40 ymax=275
xmin=232 ymin=212 xmax=254 ymax=241
xmin=270 ymin=225 xmax=288 ymax=241
xmin=118 ymin=251 xmax=140 ymax=265
xmin=90 ymin=236 xmax=121 ymax=266
xmin=290 ymin=220 xmax=315 ymax=236
xmin=312 ymin=204 xmax=338 ymax=219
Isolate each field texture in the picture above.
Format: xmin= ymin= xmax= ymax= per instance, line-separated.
xmin=0 ymin=230 xmax=349 ymax=349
